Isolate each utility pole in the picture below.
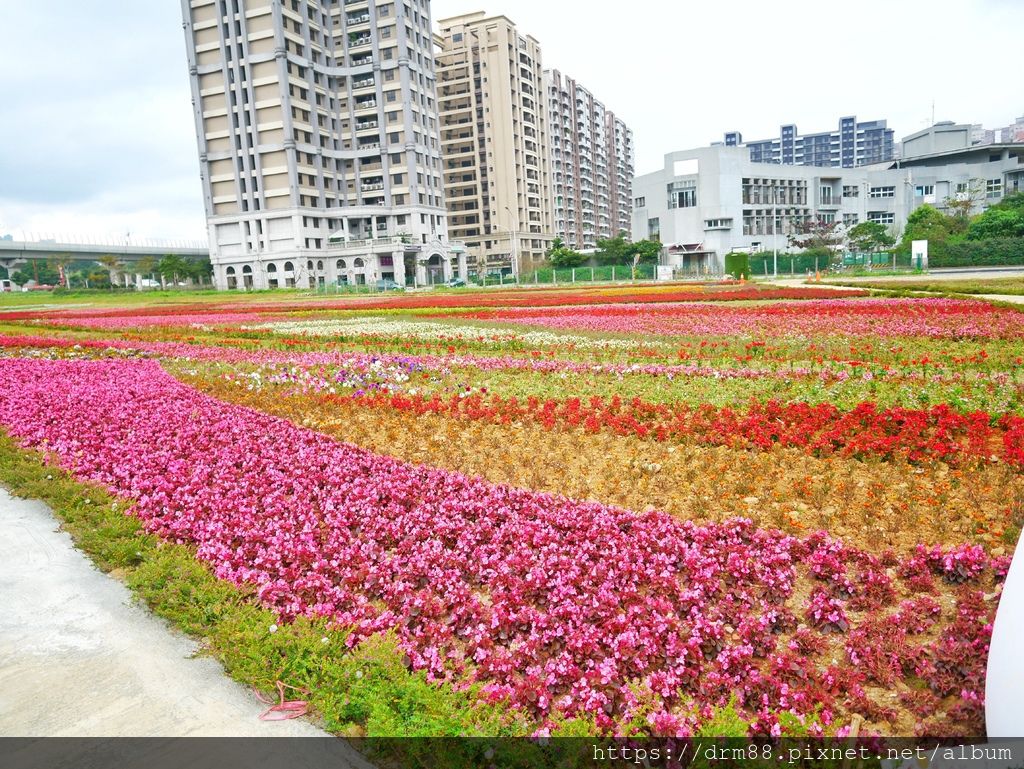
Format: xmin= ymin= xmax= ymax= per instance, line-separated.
xmin=772 ymin=185 xmax=779 ymax=278
xmin=504 ymin=205 xmax=519 ymax=281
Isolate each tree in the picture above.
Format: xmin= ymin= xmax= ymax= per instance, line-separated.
xmin=97 ymin=255 xmax=125 ymax=288
xmin=545 ymin=237 xmax=585 ymax=268
xmin=628 ymin=239 xmax=662 ymax=265
xmin=188 ymin=257 xmax=214 ymax=285
xmin=966 ymin=192 xmax=1024 ymax=240
xmin=945 ymin=178 xmax=985 ymax=222
xmin=51 ymin=254 xmax=75 ymax=288
xmin=788 ymin=218 xmax=846 ymax=264
xmin=594 ymin=232 xmax=632 ymax=265
xmin=11 ymin=260 xmax=59 ymax=286
xmin=847 ymin=221 xmax=896 ymax=253
xmin=896 ymin=204 xmax=959 ymax=255
xmin=157 ymin=254 xmax=190 ymax=286
xmin=135 ymin=256 xmax=158 ymax=287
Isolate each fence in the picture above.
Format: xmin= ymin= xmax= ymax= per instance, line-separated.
xmin=747 ymin=251 xmax=914 ymax=276
xmin=519 ymin=263 xmax=658 ymax=285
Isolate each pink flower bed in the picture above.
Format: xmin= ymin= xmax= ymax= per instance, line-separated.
xmin=0 ymin=358 xmax=1004 ymax=735
xmin=456 ymin=298 xmax=1024 ymax=340
xmin=36 ymin=312 xmax=279 ymax=330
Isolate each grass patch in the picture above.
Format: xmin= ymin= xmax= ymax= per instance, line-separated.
xmin=824 ymin=277 xmax=1024 ymax=295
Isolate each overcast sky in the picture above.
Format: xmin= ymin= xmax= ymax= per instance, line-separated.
xmin=0 ymin=0 xmax=1020 ymax=243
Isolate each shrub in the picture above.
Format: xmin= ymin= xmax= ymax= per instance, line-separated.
xmin=931 ymin=237 xmax=1024 ymax=267
xmin=723 ymin=252 xmax=750 ymax=280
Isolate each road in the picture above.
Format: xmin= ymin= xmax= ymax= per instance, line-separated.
xmin=0 ymin=487 xmax=331 ymax=738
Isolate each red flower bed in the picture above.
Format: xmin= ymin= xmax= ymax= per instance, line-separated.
xmin=342 ymin=391 xmax=1012 ymax=467
xmin=2 ymin=285 xmax=863 ymax=325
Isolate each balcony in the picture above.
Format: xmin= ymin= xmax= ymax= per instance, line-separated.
xmin=352 ymin=77 xmax=375 ymax=90
xmin=355 ymin=120 xmax=378 ymax=131
xmin=328 ymin=235 xmax=458 ymax=254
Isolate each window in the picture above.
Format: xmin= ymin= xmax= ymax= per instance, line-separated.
xmin=704 ymin=218 xmax=732 ymax=229
xmin=867 ymin=211 xmax=895 ymax=224
xmin=869 ymin=186 xmax=895 ymax=198
xmin=842 ymin=185 xmax=860 ymax=198
xmin=843 ymin=213 xmax=859 ymax=226
xmin=647 ymin=217 xmax=660 ymax=240
xmin=987 ymin=178 xmax=1003 ymax=198
xmin=914 ymin=185 xmax=935 ymax=197
xmin=634 ymin=196 xmax=646 ymax=207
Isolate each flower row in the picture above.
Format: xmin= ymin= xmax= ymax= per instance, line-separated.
xmin=0 ymin=358 xmax=1004 ymax=735
xmin=455 ymin=298 xmax=1024 ymax=340
xmin=339 ymin=390 xmax=1023 ymax=468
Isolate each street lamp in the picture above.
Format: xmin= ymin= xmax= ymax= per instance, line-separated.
xmin=503 ymin=205 xmax=519 ymax=280
xmin=772 ymin=186 xmax=779 ymax=278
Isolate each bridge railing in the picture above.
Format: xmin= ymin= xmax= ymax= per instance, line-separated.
xmin=0 ymin=232 xmax=209 ymax=250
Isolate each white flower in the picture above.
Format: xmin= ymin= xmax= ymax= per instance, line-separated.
xmin=269 ymin=624 xmax=279 ymax=634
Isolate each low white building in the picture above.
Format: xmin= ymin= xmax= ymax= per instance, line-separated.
xmin=632 ymin=126 xmax=1023 ymax=274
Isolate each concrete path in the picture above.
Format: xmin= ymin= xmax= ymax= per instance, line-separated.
xmin=764 ymin=276 xmax=1024 ymax=305
xmin=0 ymin=486 xmax=331 ymax=738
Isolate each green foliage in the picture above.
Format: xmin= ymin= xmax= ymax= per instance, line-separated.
xmin=896 ymin=205 xmax=961 ymax=259
xmin=594 ymin=232 xmax=632 ymax=266
xmin=931 ymin=237 xmax=1024 ymax=268
xmin=11 ymin=259 xmax=60 ymax=286
xmin=630 ymin=239 xmax=662 ymax=265
xmin=546 ymin=237 xmax=586 ymax=269
xmin=988 ymin=191 xmax=1024 ymax=212
xmin=695 ymin=700 xmax=751 ymax=738
xmin=723 ymin=252 xmax=750 ymax=280
xmin=847 ymin=221 xmax=896 ymax=252
xmin=966 ymin=207 xmax=1024 ymax=240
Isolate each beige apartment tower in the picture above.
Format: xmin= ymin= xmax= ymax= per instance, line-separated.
xmin=181 ymin=0 xmax=467 ymax=290
xmin=546 ymin=69 xmax=634 ymax=251
xmin=435 ymin=13 xmax=555 ymax=276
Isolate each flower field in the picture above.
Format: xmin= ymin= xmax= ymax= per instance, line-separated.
xmin=0 ymin=284 xmax=1021 ymax=739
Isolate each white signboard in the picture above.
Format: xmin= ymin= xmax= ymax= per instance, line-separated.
xmin=656 ymin=266 xmax=674 ymax=282
xmin=912 ymin=239 xmax=929 ymax=270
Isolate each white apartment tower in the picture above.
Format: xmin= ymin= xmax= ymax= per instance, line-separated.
xmin=545 ymin=70 xmax=634 ymax=250
xmin=435 ymin=13 xmax=555 ymax=275
xmin=181 ymin=0 xmax=467 ymax=290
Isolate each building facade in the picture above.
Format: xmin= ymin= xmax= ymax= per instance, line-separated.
xmin=724 ymin=117 xmax=895 ymax=168
xmin=545 ymin=69 xmax=634 ymax=251
xmin=181 ymin=0 xmax=467 ymax=291
xmin=632 ymin=138 xmax=1023 ymax=274
xmin=435 ymin=12 xmax=553 ymax=275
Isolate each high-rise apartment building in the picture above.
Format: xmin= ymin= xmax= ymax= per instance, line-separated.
xmin=181 ymin=0 xmax=466 ymax=291
xmin=434 ymin=12 xmax=554 ymax=275
xmin=545 ymin=69 xmax=634 ymax=250
xmin=723 ymin=117 xmax=895 ymax=168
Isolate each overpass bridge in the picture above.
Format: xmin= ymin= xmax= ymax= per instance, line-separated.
xmin=0 ymin=236 xmax=209 ymax=273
